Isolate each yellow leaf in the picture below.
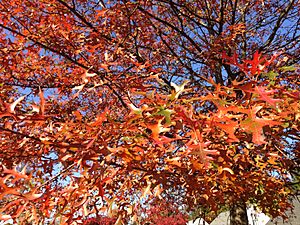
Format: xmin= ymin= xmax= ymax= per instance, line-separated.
xmin=114 ymin=215 xmax=123 ymax=225
xmin=169 ymin=80 xmax=189 ymax=100
xmin=8 ymin=95 xmax=26 ymax=113
xmin=24 ymin=191 xmax=42 ymax=201
xmin=221 ymin=167 xmax=234 ymax=175
xmin=142 ymin=181 xmax=152 ymax=199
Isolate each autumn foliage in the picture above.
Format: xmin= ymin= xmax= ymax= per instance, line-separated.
xmin=83 ymin=216 xmax=117 ymax=225
xmin=0 ymin=0 xmax=299 ymax=224
xmin=138 ymin=199 xmax=188 ymax=225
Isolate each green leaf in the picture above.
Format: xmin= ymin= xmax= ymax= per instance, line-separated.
xmin=279 ymin=66 xmax=296 ymax=72
xmin=156 ymin=108 xmax=174 ymax=125
xmin=262 ymin=71 xmax=278 ymax=80
xmin=282 ymin=122 xmax=290 ymax=128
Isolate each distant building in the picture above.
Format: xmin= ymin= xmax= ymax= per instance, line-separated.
xmin=188 ymin=199 xmax=300 ymax=225
xmin=188 ymin=208 xmax=270 ymax=225
xmin=266 ymin=199 xmax=300 ymax=225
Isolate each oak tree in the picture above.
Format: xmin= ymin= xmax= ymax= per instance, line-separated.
xmin=0 ymin=0 xmax=299 ymax=224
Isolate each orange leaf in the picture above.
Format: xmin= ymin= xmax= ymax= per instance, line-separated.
xmin=39 ymin=87 xmax=45 ymax=115
xmin=7 ymin=95 xmax=26 ymax=113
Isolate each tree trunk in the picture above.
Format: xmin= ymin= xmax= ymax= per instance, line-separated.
xmin=230 ymin=201 xmax=249 ymax=225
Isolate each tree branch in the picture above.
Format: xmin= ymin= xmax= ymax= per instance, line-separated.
xmin=259 ymin=0 xmax=296 ymax=51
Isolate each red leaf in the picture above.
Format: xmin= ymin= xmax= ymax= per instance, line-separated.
xmin=255 ymin=86 xmax=283 ymax=107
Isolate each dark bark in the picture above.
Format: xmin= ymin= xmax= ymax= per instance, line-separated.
xmin=230 ymin=202 xmax=249 ymax=225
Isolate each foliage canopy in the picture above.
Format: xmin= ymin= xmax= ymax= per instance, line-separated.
xmin=0 ymin=0 xmax=299 ymax=224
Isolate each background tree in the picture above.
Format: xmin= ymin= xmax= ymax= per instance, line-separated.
xmin=0 ymin=0 xmax=299 ymax=224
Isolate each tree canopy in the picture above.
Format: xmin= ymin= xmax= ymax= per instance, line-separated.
xmin=0 ymin=0 xmax=299 ymax=224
